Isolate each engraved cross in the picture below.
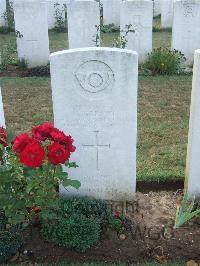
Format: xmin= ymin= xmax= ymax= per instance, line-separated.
xmin=82 ymin=131 xmax=110 ymax=170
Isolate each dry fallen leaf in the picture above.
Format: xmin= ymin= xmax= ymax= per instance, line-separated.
xmin=186 ymin=260 xmax=199 ymax=266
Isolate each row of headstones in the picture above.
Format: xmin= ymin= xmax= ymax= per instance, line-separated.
xmin=0 ymin=0 xmax=171 ymax=30
xmin=0 ymin=47 xmax=200 ymax=200
xmin=5 ymin=0 xmax=200 ymax=68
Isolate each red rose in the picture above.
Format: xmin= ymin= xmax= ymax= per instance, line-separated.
xmin=20 ymin=140 xmax=45 ymax=168
xmin=64 ymin=135 xmax=76 ymax=153
xmin=50 ymin=129 xmax=76 ymax=153
xmin=113 ymin=211 xmax=121 ymax=219
xmin=32 ymin=122 xmax=54 ymax=141
xmin=50 ymin=128 xmax=66 ymax=143
xmin=13 ymin=133 xmax=31 ymax=153
xmin=48 ymin=142 xmax=70 ymax=165
xmin=0 ymin=127 xmax=7 ymax=147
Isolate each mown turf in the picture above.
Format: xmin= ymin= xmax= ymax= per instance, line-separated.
xmin=0 ymin=75 xmax=192 ymax=182
xmin=0 ymin=28 xmax=170 ymax=59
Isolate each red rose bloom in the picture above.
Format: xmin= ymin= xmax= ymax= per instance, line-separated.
xmin=48 ymin=142 xmax=70 ymax=165
xmin=0 ymin=127 xmax=7 ymax=147
xmin=32 ymin=122 xmax=54 ymax=141
xmin=20 ymin=140 xmax=45 ymax=168
xmin=13 ymin=133 xmax=31 ymax=153
xmin=64 ymin=135 xmax=76 ymax=152
xmin=50 ymin=129 xmax=76 ymax=153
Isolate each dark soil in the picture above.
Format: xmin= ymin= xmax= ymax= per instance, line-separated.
xmin=0 ymin=65 xmax=50 ymax=77
xmin=14 ymin=191 xmax=200 ymax=264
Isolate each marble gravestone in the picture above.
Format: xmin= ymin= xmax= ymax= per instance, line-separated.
xmin=185 ymin=49 xmax=200 ymax=198
xmin=153 ymin=0 xmax=161 ymax=17
xmin=13 ymin=0 xmax=49 ymax=68
xmin=172 ymin=0 xmax=200 ymax=65
xmin=0 ymin=0 xmax=6 ymax=27
xmin=102 ymin=0 xmax=121 ymax=26
xmin=46 ymin=0 xmax=66 ymax=29
xmin=50 ymin=47 xmax=138 ymax=201
xmin=0 ymin=88 xmax=5 ymax=128
xmin=120 ymin=0 xmax=153 ymax=63
xmin=67 ymin=0 xmax=100 ymax=49
xmin=161 ymin=0 xmax=173 ymax=28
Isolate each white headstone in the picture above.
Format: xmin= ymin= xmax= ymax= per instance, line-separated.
xmin=172 ymin=0 xmax=200 ymax=65
xmin=50 ymin=47 xmax=138 ymax=201
xmin=46 ymin=0 xmax=66 ymax=30
xmin=185 ymin=49 xmax=200 ymax=199
xmin=0 ymin=0 xmax=6 ymax=27
xmin=120 ymin=0 xmax=153 ymax=63
xmin=67 ymin=0 xmax=100 ymax=49
xmin=0 ymin=88 xmax=5 ymax=128
xmin=153 ymin=0 xmax=161 ymax=17
xmin=161 ymin=0 xmax=173 ymax=28
xmin=103 ymin=0 xmax=121 ymax=26
xmin=13 ymin=0 xmax=49 ymax=68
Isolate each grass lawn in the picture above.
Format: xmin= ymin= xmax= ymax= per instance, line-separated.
xmin=0 ymin=28 xmax=171 ymax=58
xmin=0 ymin=75 xmax=192 ymax=182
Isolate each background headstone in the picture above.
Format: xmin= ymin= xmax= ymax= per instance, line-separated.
xmin=0 ymin=88 xmax=5 ymax=128
xmin=185 ymin=49 xmax=200 ymax=198
xmin=50 ymin=47 xmax=138 ymax=201
xmin=103 ymin=0 xmax=121 ymax=26
xmin=161 ymin=0 xmax=173 ymax=28
xmin=0 ymin=0 xmax=6 ymax=27
xmin=46 ymin=0 xmax=66 ymax=29
xmin=13 ymin=0 xmax=49 ymax=68
xmin=172 ymin=0 xmax=200 ymax=65
xmin=153 ymin=0 xmax=161 ymax=17
xmin=120 ymin=0 xmax=153 ymax=63
xmin=67 ymin=0 xmax=100 ymax=48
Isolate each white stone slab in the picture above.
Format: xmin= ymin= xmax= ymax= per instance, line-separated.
xmin=0 ymin=88 xmax=5 ymax=128
xmin=120 ymin=0 xmax=153 ymax=63
xmin=161 ymin=0 xmax=173 ymax=28
xmin=185 ymin=49 xmax=200 ymax=199
xmin=172 ymin=0 xmax=200 ymax=65
xmin=46 ymin=0 xmax=66 ymax=29
xmin=0 ymin=0 xmax=6 ymax=27
xmin=67 ymin=0 xmax=100 ymax=48
xmin=153 ymin=0 xmax=161 ymax=17
xmin=50 ymin=47 xmax=138 ymax=201
xmin=102 ymin=0 xmax=121 ymax=26
xmin=13 ymin=0 xmax=49 ymax=68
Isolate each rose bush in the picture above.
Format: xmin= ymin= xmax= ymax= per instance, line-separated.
xmin=0 ymin=122 xmax=80 ymax=226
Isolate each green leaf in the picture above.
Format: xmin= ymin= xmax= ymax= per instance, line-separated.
xmin=26 ymin=180 xmax=36 ymax=193
xmin=65 ymin=161 xmax=79 ymax=168
xmin=62 ymin=179 xmax=81 ymax=189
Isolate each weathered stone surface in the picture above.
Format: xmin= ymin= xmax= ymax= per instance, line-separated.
xmin=172 ymin=0 xmax=200 ymax=65
xmin=185 ymin=49 xmax=200 ymax=199
xmin=67 ymin=0 xmax=100 ymax=48
xmin=46 ymin=0 xmax=66 ymax=29
xmin=50 ymin=47 xmax=138 ymax=201
xmin=153 ymin=0 xmax=161 ymax=17
xmin=161 ymin=0 xmax=173 ymax=28
xmin=13 ymin=0 xmax=49 ymax=68
xmin=120 ymin=0 xmax=153 ymax=63
xmin=103 ymin=0 xmax=121 ymax=26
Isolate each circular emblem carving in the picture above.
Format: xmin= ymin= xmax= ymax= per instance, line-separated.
xmin=184 ymin=4 xmax=194 ymax=18
xmin=75 ymin=60 xmax=114 ymax=94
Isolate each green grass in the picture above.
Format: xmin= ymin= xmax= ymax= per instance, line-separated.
xmin=0 ymin=28 xmax=170 ymax=58
xmin=0 ymin=75 xmax=192 ymax=183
